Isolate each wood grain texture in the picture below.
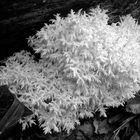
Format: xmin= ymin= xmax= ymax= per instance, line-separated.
xmin=0 ymin=0 xmax=94 ymax=60
xmin=0 ymin=0 xmax=139 ymax=60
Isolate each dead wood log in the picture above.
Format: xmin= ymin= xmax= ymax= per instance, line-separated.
xmin=0 ymin=0 xmax=94 ymax=60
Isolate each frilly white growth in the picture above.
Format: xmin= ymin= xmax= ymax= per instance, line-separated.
xmin=1 ymin=7 xmax=140 ymax=134
xmin=28 ymin=7 xmax=140 ymax=104
xmin=0 ymin=51 xmax=85 ymax=133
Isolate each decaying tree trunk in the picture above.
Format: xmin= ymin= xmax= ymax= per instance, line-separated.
xmin=0 ymin=0 xmax=94 ymax=60
xmin=0 ymin=0 xmax=139 ymax=60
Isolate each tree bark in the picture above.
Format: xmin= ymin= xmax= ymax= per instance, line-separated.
xmin=0 ymin=0 xmax=94 ymax=60
xmin=0 ymin=0 xmax=139 ymax=60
